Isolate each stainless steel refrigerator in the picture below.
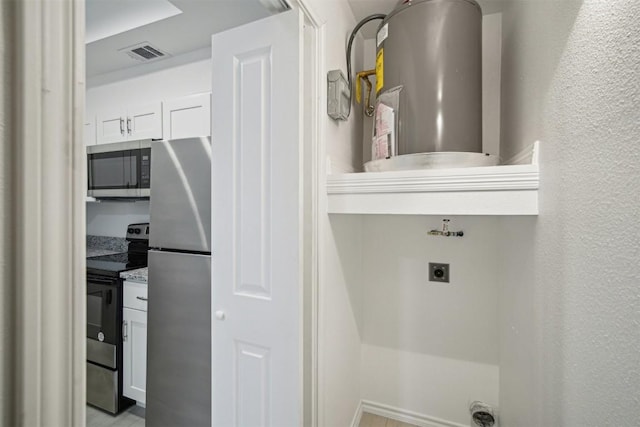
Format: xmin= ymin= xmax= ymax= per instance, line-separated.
xmin=146 ymin=137 xmax=211 ymax=426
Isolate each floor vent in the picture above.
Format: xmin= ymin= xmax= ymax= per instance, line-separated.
xmin=120 ymin=42 xmax=170 ymax=62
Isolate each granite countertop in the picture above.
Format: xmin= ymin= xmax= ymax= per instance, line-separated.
xmin=86 ymin=248 xmax=121 ymax=258
xmin=87 ymin=234 xmax=148 ymax=284
xmin=120 ymin=267 xmax=148 ymax=284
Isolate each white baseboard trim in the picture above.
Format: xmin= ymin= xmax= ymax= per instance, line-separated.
xmin=350 ymin=400 xmax=365 ymax=427
xmin=359 ymin=400 xmax=469 ymax=427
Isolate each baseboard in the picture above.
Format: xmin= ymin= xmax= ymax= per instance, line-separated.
xmin=359 ymin=400 xmax=469 ymax=427
xmin=350 ymin=400 xmax=364 ymax=427
xmin=503 ymin=141 xmax=540 ymax=166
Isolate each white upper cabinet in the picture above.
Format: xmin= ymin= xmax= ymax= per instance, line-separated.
xmin=128 ymin=102 xmax=163 ymax=141
xmin=162 ymin=93 xmax=211 ymax=140
xmin=96 ymin=102 xmax=162 ymax=144
xmin=96 ymin=108 xmax=126 ymax=144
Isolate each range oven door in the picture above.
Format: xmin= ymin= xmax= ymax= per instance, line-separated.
xmin=87 ymin=276 xmax=120 ymax=346
xmin=87 ymin=275 xmax=126 ymax=414
xmin=87 ymin=140 xmax=151 ymax=198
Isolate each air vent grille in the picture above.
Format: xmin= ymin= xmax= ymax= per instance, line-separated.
xmin=120 ymin=42 xmax=170 ymax=62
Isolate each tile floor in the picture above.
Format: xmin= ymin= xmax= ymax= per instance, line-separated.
xmin=359 ymin=412 xmax=419 ymax=427
xmin=86 ymin=404 xmax=145 ymax=427
xmin=87 ymin=406 xmax=414 ymax=427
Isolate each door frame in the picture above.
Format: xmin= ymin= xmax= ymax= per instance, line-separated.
xmin=6 ymin=0 xmax=325 ymax=425
xmin=292 ymin=1 xmax=324 ymax=426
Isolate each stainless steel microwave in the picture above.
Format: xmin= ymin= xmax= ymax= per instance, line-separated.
xmin=87 ymin=140 xmax=151 ymax=198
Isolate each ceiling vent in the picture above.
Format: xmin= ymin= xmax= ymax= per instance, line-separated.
xmin=120 ymin=42 xmax=170 ymax=62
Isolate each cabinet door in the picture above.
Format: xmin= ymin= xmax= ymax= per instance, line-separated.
xmin=123 ymin=307 xmax=147 ymax=405
xmin=96 ymin=108 xmax=127 ymax=144
xmin=128 ymin=102 xmax=162 ymax=141
xmin=84 ymin=114 xmax=96 ymax=146
xmin=162 ymin=93 xmax=211 ymax=140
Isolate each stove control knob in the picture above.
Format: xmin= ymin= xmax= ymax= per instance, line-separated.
xmin=134 ymin=229 xmax=141 ymax=234
xmin=127 ymin=228 xmax=134 ymax=234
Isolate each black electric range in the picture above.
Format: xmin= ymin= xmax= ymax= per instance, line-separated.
xmin=86 ymin=223 xmax=149 ymax=415
xmin=86 ymin=250 xmax=148 ymax=277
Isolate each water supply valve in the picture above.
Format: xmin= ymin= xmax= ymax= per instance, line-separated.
xmin=427 ymin=219 xmax=464 ymax=238
xmin=355 ymin=69 xmax=376 ymax=117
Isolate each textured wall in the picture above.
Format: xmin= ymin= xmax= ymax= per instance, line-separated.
xmin=499 ymin=1 xmax=640 ymax=425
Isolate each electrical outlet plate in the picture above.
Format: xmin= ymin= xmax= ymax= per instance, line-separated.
xmin=429 ymin=263 xmax=450 ymax=283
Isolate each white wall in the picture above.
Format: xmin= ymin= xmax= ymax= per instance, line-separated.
xmin=86 ymin=52 xmax=212 ymax=238
xmin=86 ymin=51 xmax=211 ymax=114
xmin=307 ymin=0 xmax=369 ymax=425
xmin=498 ymin=1 xmax=640 ymax=426
xmin=322 ymin=215 xmax=365 ymax=427
xmin=314 ymin=1 xmax=366 ymax=174
xmin=360 ymin=215 xmax=500 ymax=424
xmin=86 ymin=201 xmax=150 ymax=237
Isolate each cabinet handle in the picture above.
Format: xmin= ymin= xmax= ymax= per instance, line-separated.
xmin=120 ymin=118 xmax=124 ymax=136
xmin=127 ymin=117 xmax=132 ymax=135
xmin=136 ymin=296 xmax=148 ymax=301
xmin=122 ymin=320 xmax=128 ymax=341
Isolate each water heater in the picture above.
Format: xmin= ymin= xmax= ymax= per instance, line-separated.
xmin=375 ymin=0 xmax=482 ymax=157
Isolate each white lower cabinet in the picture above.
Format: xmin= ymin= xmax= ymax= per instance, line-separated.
xmin=123 ymin=281 xmax=148 ymax=405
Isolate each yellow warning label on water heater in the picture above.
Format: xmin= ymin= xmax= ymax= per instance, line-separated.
xmin=375 ymin=48 xmax=384 ymax=93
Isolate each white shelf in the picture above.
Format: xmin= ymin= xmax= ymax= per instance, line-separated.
xmin=327 ymin=164 xmax=539 ymax=216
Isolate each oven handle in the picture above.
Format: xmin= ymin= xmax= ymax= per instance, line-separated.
xmin=87 ymin=276 xmax=118 ymax=286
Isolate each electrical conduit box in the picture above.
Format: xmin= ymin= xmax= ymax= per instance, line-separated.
xmin=327 ymin=70 xmax=349 ymax=121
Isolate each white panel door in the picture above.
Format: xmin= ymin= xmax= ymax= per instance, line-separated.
xmin=123 ymin=307 xmax=148 ymax=404
xmin=163 ymin=93 xmax=211 ymax=140
xmin=212 ymin=9 xmax=302 ymax=427
xmin=96 ymin=108 xmax=126 ymax=144
xmin=128 ymin=102 xmax=162 ymax=141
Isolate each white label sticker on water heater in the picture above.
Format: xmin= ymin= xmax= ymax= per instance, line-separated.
xmin=376 ymin=23 xmax=388 ymax=47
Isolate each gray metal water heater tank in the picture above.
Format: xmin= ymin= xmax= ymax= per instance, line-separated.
xmin=376 ymin=0 xmax=482 ymax=155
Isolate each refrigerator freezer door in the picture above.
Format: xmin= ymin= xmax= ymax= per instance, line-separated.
xmin=146 ymin=250 xmax=211 ymax=427
xmin=149 ymin=137 xmax=211 ymax=252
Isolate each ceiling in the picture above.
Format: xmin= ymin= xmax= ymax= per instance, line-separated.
xmin=86 ymin=0 xmax=274 ymax=78
xmin=346 ymin=0 xmax=506 ymax=39
xmin=87 ymin=0 xmax=506 ymax=78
